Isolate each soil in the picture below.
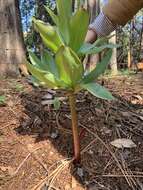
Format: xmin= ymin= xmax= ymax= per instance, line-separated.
xmin=0 ymin=73 xmax=143 ymax=190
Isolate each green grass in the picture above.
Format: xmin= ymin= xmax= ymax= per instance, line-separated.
xmin=10 ymin=81 xmax=25 ymax=92
xmin=0 ymin=76 xmax=5 ymax=80
xmin=0 ymin=95 xmax=6 ymax=106
xmin=103 ymin=69 xmax=136 ymax=78
xmin=14 ymin=84 xmax=24 ymax=92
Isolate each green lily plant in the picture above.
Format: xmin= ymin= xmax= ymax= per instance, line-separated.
xmin=26 ymin=0 xmax=116 ymax=162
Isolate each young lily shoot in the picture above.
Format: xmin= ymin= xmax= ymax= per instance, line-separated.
xmin=26 ymin=0 xmax=116 ymax=162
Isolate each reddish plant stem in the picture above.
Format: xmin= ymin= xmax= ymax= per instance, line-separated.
xmin=69 ymin=93 xmax=80 ymax=162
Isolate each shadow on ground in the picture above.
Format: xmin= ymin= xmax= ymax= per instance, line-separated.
xmin=14 ymin=76 xmax=143 ymax=190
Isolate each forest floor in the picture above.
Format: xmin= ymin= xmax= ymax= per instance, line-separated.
xmin=0 ymin=73 xmax=143 ymax=190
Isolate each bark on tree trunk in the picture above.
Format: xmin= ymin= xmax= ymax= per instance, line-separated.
xmin=0 ymin=0 xmax=27 ymax=77
xmin=109 ymin=31 xmax=118 ymax=75
xmin=127 ymin=50 xmax=132 ymax=69
xmin=88 ymin=0 xmax=97 ymax=22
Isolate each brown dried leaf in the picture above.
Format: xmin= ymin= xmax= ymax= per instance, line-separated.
xmin=110 ymin=138 xmax=137 ymax=148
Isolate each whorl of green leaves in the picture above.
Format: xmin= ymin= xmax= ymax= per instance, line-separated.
xmin=27 ymin=0 xmax=118 ymax=101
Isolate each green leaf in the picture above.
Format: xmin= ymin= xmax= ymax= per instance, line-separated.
xmin=26 ymin=62 xmax=58 ymax=88
xmin=95 ymin=35 xmax=121 ymax=47
xmin=69 ymin=9 xmax=89 ymax=52
xmin=44 ymin=5 xmax=58 ymax=25
xmin=55 ymin=46 xmax=84 ymax=87
xmin=0 ymin=95 xmax=6 ymax=105
xmin=41 ymin=50 xmax=59 ymax=77
xmin=78 ymin=43 xmax=92 ymax=54
xmin=56 ymin=0 xmax=72 ymax=44
xmin=28 ymin=76 xmax=41 ymax=87
xmin=29 ymin=51 xmax=47 ymax=70
xmin=81 ymin=83 xmax=114 ymax=100
xmin=29 ymin=51 xmax=40 ymax=66
xmin=82 ymin=49 xmax=112 ymax=84
xmin=29 ymin=50 xmax=59 ymax=79
xmin=53 ymin=97 xmax=61 ymax=110
xmin=78 ymin=43 xmax=119 ymax=55
xmin=69 ymin=47 xmax=84 ymax=84
xmin=27 ymin=62 xmax=68 ymax=89
xmin=33 ymin=18 xmax=63 ymax=53
xmin=93 ymin=35 xmax=115 ymax=46
xmin=57 ymin=0 xmax=72 ymax=18
xmin=14 ymin=84 xmax=24 ymax=92
xmin=40 ymin=34 xmax=60 ymax=53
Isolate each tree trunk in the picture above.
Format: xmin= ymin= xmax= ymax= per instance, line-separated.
xmin=88 ymin=0 xmax=97 ymax=22
xmin=74 ymin=0 xmax=80 ymax=11
xmin=109 ymin=31 xmax=118 ymax=75
xmin=0 ymin=0 xmax=27 ymax=77
xmin=127 ymin=50 xmax=132 ymax=69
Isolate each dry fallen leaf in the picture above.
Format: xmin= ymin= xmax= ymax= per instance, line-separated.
xmin=41 ymin=100 xmax=53 ymax=105
xmin=110 ymin=138 xmax=137 ymax=148
xmin=42 ymin=93 xmax=53 ymax=100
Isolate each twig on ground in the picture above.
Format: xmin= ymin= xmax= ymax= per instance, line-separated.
xmin=0 ymin=121 xmax=17 ymax=130
xmin=96 ymin=174 xmax=143 ymax=178
xmin=120 ymin=152 xmax=136 ymax=188
xmin=12 ymin=147 xmax=43 ymax=176
xmin=79 ymin=123 xmax=131 ymax=186
xmin=2 ymin=126 xmax=49 ymax=175
xmin=48 ymin=159 xmax=72 ymax=190
xmin=31 ymin=158 xmax=73 ymax=190
xmin=81 ymin=138 xmax=97 ymax=154
xmin=103 ymin=155 xmax=115 ymax=172
xmin=56 ymin=112 xmax=72 ymax=135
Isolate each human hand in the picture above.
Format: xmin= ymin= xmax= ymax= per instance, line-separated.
xmin=85 ymin=29 xmax=97 ymax=43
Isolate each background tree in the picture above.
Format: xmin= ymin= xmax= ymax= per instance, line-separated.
xmin=0 ymin=0 xmax=27 ymax=77
xmin=21 ymin=0 xmax=56 ymax=51
xmin=1 ymin=0 xmax=141 ymax=78
xmin=109 ymin=32 xmax=118 ymax=75
xmin=117 ymin=9 xmax=143 ymax=68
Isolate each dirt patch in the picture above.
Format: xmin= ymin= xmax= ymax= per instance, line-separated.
xmin=0 ymin=74 xmax=143 ymax=190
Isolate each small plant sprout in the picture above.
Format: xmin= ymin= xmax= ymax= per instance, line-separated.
xmin=26 ymin=0 xmax=117 ymax=162
xmin=0 ymin=95 xmax=6 ymax=106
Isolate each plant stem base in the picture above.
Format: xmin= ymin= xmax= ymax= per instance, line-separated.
xmin=69 ymin=93 xmax=80 ymax=162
